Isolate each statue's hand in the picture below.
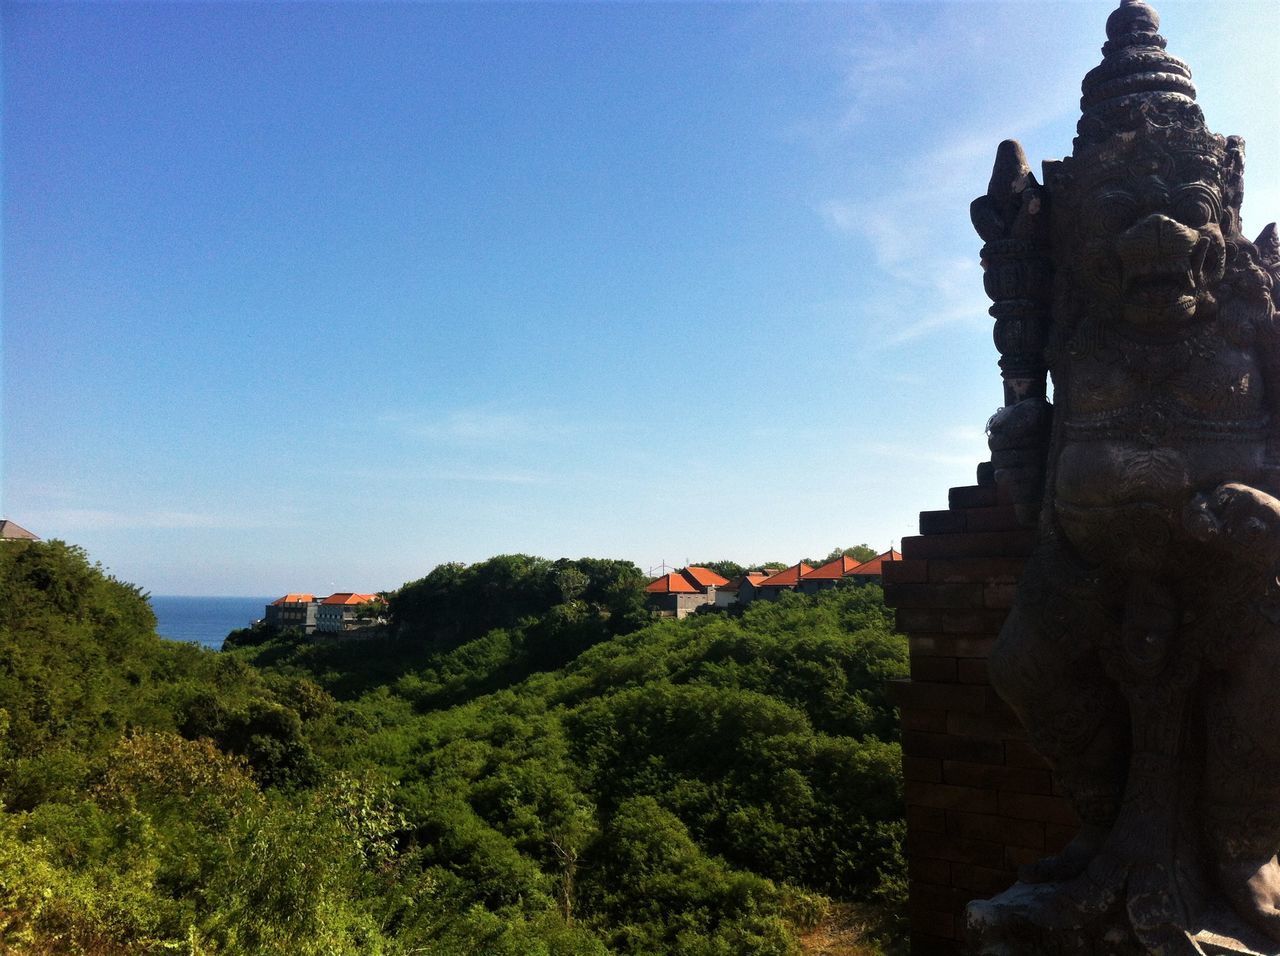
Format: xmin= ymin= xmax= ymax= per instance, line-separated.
xmin=1184 ymin=482 xmax=1280 ymax=567
xmin=987 ymin=398 xmax=1052 ymax=524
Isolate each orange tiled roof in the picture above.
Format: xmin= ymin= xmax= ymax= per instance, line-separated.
xmin=645 ymin=573 xmax=699 ymax=594
xmin=848 ymin=550 xmax=902 ymax=576
xmin=683 ymin=566 xmax=730 ymax=588
xmin=272 ymin=593 xmax=315 ymax=605
xmin=804 ymin=555 xmax=866 ymax=580
xmin=758 ymin=563 xmax=814 ymax=587
xmin=321 ymin=592 xmax=379 ymax=605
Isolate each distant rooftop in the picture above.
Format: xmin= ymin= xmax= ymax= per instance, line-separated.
xmin=272 ymin=593 xmax=315 ymax=605
xmin=645 ymin=572 xmax=701 ymax=595
xmin=847 ymin=549 xmax=902 ymax=576
xmin=804 ymin=554 xmax=866 ymax=580
xmin=321 ymin=592 xmax=379 ymax=606
xmin=758 ymin=563 xmax=814 ymax=587
xmin=0 ymin=520 xmax=39 ymax=541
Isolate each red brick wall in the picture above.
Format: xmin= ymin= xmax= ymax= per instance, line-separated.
xmin=883 ymin=480 xmax=1079 ymax=955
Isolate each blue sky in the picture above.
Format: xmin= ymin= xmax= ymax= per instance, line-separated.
xmin=4 ymin=1 xmax=1278 ymax=596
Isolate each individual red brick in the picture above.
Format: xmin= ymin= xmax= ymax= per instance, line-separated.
xmin=947 ymin=709 xmax=1027 ymax=741
xmin=882 ymin=558 xmax=929 ymax=585
xmin=910 ymin=856 xmax=952 ymax=885
xmin=963 ymin=505 xmax=1024 ymax=533
xmin=919 ymin=509 xmax=967 ymax=535
xmin=943 ymin=760 xmax=1053 ymax=795
xmin=950 ymin=862 xmax=1016 ymax=896
xmin=909 ymin=634 xmax=1000 ymax=658
xmin=894 ymin=681 xmax=988 ymax=715
xmin=886 ymin=582 xmax=986 ymax=610
xmin=998 ymin=791 xmax=1080 ymax=827
xmin=908 ymin=804 xmax=947 ymax=834
xmin=906 ymin=781 xmax=1000 ymax=815
xmin=949 ymin=485 xmax=1000 ymax=509
xmin=904 ymin=731 xmax=1005 ymax=765
xmin=929 ymin=557 xmax=1027 ymax=584
xmin=905 ymin=756 xmax=943 ymax=782
xmin=956 ymin=658 xmax=989 ymax=684
xmin=903 ymin=708 xmax=948 ymax=733
xmin=907 ymin=633 xmax=951 ymax=656
xmin=907 ymin=831 xmax=1005 ymax=868
xmin=898 ymin=608 xmax=945 ymax=632
xmin=911 ymin=655 xmax=959 ymax=683
xmin=952 ymin=636 xmax=1000 ymax=657
xmin=941 ymin=608 xmax=1013 ymax=635
xmin=946 ymin=810 xmax=1044 ymax=849
xmin=983 ymin=582 xmax=1019 ymax=609
xmin=902 ymin=529 xmax=1036 ymax=561
xmin=1004 ymin=740 xmax=1053 ymax=770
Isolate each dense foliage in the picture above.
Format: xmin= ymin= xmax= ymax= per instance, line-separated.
xmin=1 ymin=541 xmax=908 ymax=954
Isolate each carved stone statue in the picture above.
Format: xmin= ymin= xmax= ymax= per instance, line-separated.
xmin=966 ymin=2 xmax=1280 ymax=953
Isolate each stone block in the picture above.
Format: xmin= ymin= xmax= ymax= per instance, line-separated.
xmin=906 ymin=780 xmax=1001 ymax=815
xmin=946 ymin=809 xmax=1044 ymax=850
xmin=911 ymin=655 xmax=959 ymax=683
xmin=943 ymin=760 xmax=1053 ymax=795
xmin=948 ymin=485 xmax=1000 ymax=509
xmin=905 ymin=730 xmax=1006 ymax=765
xmin=997 ymin=791 xmax=1079 ymax=827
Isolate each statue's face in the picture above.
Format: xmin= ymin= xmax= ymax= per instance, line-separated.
xmin=1074 ymin=142 xmax=1228 ymax=329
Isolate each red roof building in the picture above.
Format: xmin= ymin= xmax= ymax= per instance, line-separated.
xmin=645 ymin=572 xmax=701 ymax=595
xmin=272 ymin=593 xmax=315 ymax=605
xmin=847 ymin=549 xmax=902 ymax=577
xmin=803 ymin=555 xmax=866 ymax=580
xmin=683 ymin=566 xmax=731 ymax=589
xmin=316 ymin=592 xmax=381 ymax=633
xmin=757 ymin=563 xmax=815 ymax=588
xmin=644 ymin=566 xmax=729 ymax=618
xmin=321 ymin=592 xmax=379 ymax=606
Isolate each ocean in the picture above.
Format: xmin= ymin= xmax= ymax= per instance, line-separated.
xmin=150 ymin=595 xmax=272 ymax=651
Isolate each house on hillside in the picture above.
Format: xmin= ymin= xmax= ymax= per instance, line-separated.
xmin=264 ymin=594 xmax=319 ymax=633
xmin=798 ymin=555 xmax=867 ymax=595
xmin=752 ymin=563 xmax=814 ymax=602
xmin=316 ymin=592 xmax=381 ymax=633
xmin=844 ymin=549 xmax=902 ymax=583
xmin=714 ymin=571 xmax=772 ymax=609
xmin=645 ymin=566 xmax=730 ymax=618
xmin=0 ymin=520 xmax=39 ymax=542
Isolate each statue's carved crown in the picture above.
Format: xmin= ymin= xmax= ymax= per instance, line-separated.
xmin=1074 ymin=0 xmax=1217 ymax=154
xmin=1048 ymin=0 xmax=1241 ymax=225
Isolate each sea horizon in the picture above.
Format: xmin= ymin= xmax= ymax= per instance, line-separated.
xmin=150 ymin=594 xmax=272 ymax=651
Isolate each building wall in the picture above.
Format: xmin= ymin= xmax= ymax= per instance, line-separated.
xmin=265 ymin=602 xmax=317 ymax=633
xmin=316 ymin=605 xmax=350 ymax=633
xmin=883 ymin=478 xmax=1078 ymax=955
xmin=648 ymin=591 xmax=715 ymax=618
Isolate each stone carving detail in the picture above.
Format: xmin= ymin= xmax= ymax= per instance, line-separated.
xmin=967 ymin=2 xmax=1280 ymax=953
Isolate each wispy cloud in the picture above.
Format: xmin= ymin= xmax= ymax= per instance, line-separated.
xmin=808 ymin=5 xmax=1088 ymax=349
xmin=378 ymin=407 xmax=576 ymax=445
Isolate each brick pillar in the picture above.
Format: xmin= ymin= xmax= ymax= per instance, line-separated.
xmin=883 ymin=477 xmax=1080 ymax=955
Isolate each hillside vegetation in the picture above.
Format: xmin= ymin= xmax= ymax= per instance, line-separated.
xmin=0 ymin=543 xmax=908 ymax=954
